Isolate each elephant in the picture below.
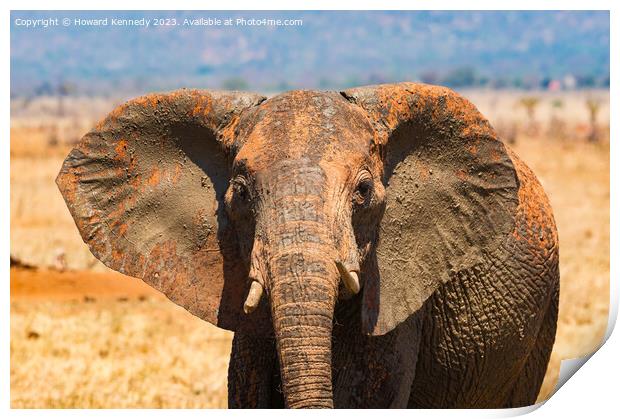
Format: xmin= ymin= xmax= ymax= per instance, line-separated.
xmin=56 ymin=82 xmax=559 ymax=409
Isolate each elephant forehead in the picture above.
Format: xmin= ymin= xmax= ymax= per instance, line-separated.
xmin=235 ymin=90 xmax=374 ymax=170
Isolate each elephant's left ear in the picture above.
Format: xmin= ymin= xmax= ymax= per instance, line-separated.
xmin=56 ymin=89 xmax=271 ymax=334
xmin=342 ymin=83 xmax=519 ymax=336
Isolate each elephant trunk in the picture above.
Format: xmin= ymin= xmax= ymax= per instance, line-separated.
xmin=265 ymin=205 xmax=339 ymax=408
xmin=253 ymin=163 xmax=342 ymax=408
xmin=271 ymin=270 xmax=336 ymax=408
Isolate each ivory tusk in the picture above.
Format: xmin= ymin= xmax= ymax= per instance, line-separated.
xmin=335 ymin=261 xmax=360 ymax=294
xmin=243 ymin=281 xmax=264 ymax=314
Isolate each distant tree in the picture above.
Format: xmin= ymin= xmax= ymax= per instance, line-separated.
xmin=540 ymin=77 xmax=552 ymax=90
xmin=34 ymin=81 xmax=54 ymax=96
xmin=419 ymin=70 xmax=439 ymax=85
xmin=222 ymin=77 xmax=249 ymax=91
xmin=343 ymin=76 xmax=362 ymax=88
xmin=551 ymin=99 xmax=564 ymax=109
xmin=47 ymin=125 xmax=60 ymax=147
xmin=548 ymin=99 xmax=567 ymax=140
xmin=318 ymin=77 xmax=332 ymax=89
xmin=511 ymin=77 xmax=524 ymax=89
xmin=576 ymin=74 xmax=596 ymax=88
xmin=519 ymin=96 xmax=540 ymax=137
xmin=276 ymin=80 xmax=292 ymax=92
xmin=477 ymin=75 xmax=489 ymax=87
xmin=489 ymin=77 xmax=509 ymax=89
xmin=601 ymin=75 xmax=610 ymax=87
xmin=522 ymin=75 xmax=541 ymax=90
xmin=495 ymin=119 xmax=518 ymax=145
xmin=367 ymin=73 xmax=388 ymax=85
xmin=57 ymin=81 xmax=77 ymax=117
xmin=585 ymin=98 xmax=602 ymax=142
xmin=442 ymin=66 xmax=477 ymax=88
xmin=196 ymin=65 xmax=214 ymax=75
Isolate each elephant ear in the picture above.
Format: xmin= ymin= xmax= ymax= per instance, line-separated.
xmin=56 ymin=89 xmax=271 ymax=334
xmin=342 ymin=83 xmax=519 ymax=336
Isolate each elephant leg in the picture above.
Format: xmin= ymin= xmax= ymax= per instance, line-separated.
xmin=332 ymin=298 xmax=425 ymax=408
xmin=504 ymin=284 xmax=559 ymax=407
xmin=360 ymin=315 xmax=424 ymax=408
xmin=227 ymin=332 xmax=284 ymax=408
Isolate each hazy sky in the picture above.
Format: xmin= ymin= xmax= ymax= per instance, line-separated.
xmin=11 ymin=10 xmax=610 ymax=95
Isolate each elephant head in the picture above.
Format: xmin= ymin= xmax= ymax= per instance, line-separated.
xmin=57 ymin=83 xmax=519 ymax=408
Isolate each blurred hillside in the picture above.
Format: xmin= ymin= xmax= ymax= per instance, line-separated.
xmin=11 ymin=11 xmax=609 ymax=96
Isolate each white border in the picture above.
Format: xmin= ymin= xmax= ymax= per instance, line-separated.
xmin=3 ymin=2 xmax=617 ymax=418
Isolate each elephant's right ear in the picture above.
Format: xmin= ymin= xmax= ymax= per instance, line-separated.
xmin=56 ymin=89 xmax=271 ymax=334
xmin=342 ymin=83 xmax=519 ymax=336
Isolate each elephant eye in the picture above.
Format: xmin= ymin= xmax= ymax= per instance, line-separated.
xmin=353 ymin=177 xmax=374 ymax=207
xmin=231 ymin=177 xmax=251 ymax=203
xmin=357 ymin=179 xmax=372 ymax=196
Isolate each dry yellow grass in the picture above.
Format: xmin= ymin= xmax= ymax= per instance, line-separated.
xmin=11 ymin=298 xmax=232 ymax=408
xmin=10 ymin=91 xmax=610 ymax=408
xmin=10 ymin=269 xmax=233 ymax=408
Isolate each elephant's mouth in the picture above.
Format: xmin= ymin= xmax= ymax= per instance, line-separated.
xmin=243 ymin=262 xmax=361 ymax=315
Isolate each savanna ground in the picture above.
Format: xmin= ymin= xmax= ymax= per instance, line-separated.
xmin=10 ymin=90 xmax=610 ymax=408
